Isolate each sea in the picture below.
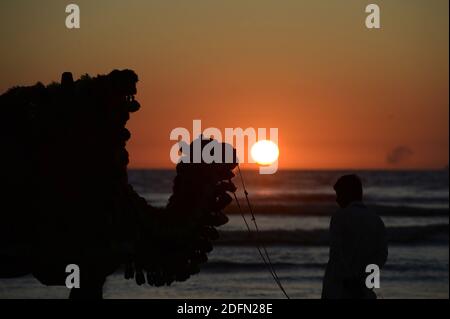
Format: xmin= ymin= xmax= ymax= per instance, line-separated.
xmin=0 ymin=170 xmax=448 ymax=299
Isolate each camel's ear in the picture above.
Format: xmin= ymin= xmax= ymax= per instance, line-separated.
xmin=61 ymin=72 xmax=74 ymax=87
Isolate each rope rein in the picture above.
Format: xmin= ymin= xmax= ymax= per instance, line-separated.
xmin=230 ymin=165 xmax=290 ymax=299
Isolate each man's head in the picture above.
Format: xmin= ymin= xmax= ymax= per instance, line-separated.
xmin=333 ymin=174 xmax=363 ymax=208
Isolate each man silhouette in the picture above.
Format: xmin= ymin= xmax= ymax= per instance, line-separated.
xmin=322 ymin=174 xmax=388 ymax=299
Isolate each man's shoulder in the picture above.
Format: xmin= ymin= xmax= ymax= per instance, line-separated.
xmin=347 ymin=202 xmax=371 ymax=214
xmin=335 ymin=202 xmax=366 ymax=215
xmin=346 ymin=203 xmax=386 ymax=228
xmin=339 ymin=202 xmax=382 ymax=221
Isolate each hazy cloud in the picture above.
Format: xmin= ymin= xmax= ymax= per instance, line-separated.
xmin=387 ymin=146 xmax=414 ymax=165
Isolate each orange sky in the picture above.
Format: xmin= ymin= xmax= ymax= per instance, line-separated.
xmin=0 ymin=0 xmax=448 ymax=169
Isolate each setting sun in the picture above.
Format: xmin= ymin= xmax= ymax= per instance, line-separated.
xmin=250 ymin=140 xmax=279 ymax=165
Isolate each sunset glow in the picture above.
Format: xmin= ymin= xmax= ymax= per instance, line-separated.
xmin=0 ymin=0 xmax=448 ymax=169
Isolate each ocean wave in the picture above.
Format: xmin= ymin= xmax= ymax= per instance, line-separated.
xmin=202 ymin=260 xmax=307 ymax=270
xmin=201 ymin=260 xmax=447 ymax=273
xmin=216 ymin=224 xmax=449 ymax=246
xmin=224 ymin=204 xmax=449 ymax=216
xmin=130 ymin=169 xmax=449 ymax=211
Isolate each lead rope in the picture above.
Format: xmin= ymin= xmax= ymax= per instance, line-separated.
xmin=230 ymin=190 xmax=280 ymax=294
xmin=231 ymin=165 xmax=290 ymax=299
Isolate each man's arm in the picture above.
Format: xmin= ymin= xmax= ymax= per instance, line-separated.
xmin=376 ymin=217 xmax=388 ymax=268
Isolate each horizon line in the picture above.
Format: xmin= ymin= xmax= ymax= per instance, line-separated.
xmin=127 ymin=166 xmax=449 ymax=172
